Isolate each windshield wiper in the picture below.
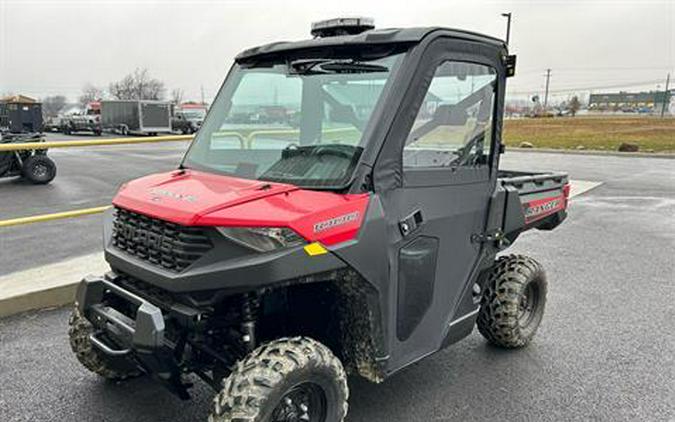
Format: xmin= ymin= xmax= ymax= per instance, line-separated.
xmin=318 ymin=61 xmax=388 ymax=73
xmin=290 ymin=59 xmax=388 ymax=74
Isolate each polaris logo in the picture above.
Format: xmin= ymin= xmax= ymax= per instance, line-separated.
xmin=150 ymin=188 xmax=197 ymax=203
xmin=117 ymin=225 xmax=168 ymax=250
xmin=313 ymin=212 xmax=359 ymax=233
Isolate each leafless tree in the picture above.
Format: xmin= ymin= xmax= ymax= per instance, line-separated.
xmin=109 ymin=68 xmax=165 ymax=100
xmin=42 ymin=95 xmax=68 ymax=117
xmin=79 ymin=84 xmax=104 ymax=107
xmin=171 ymin=88 xmax=184 ymax=105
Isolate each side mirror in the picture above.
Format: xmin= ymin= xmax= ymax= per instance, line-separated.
xmin=505 ymin=55 xmax=517 ymax=78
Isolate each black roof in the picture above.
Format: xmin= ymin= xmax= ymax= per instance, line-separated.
xmin=235 ymin=27 xmax=506 ymax=63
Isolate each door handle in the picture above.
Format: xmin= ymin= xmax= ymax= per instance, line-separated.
xmin=399 ymin=210 xmax=423 ymax=236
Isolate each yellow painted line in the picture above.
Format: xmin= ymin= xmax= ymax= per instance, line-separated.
xmin=0 ymin=134 xmax=194 ymax=151
xmin=0 ymin=206 xmax=112 ymax=228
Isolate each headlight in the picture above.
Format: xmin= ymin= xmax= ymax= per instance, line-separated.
xmin=217 ymin=227 xmax=305 ymax=252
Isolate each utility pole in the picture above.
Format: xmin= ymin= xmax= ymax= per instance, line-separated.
xmin=661 ymin=73 xmax=670 ymax=118
xmin=543 ymin=69 xmax=552 ymax=110
xmin=200 ymin=85 xmax=205 ymax=105
xmin=501 ymin=12 xmax=512 ymax=45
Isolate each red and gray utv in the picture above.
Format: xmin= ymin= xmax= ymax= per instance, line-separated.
xmin=69 ymin=18 xmax=569 ymax=422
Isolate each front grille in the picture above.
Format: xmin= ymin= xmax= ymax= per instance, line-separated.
xmin=114 ymin=272 xmax=176 ymax=309
xmin=111 ymin=207 xmax=213 ymax=272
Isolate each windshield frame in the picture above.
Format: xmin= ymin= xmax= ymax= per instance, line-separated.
xmin=180 ymin=48 xmax=409 ymax=191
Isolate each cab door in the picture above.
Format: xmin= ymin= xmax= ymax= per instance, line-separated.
xmin=379 ymin=40 xmax=503 ymax=371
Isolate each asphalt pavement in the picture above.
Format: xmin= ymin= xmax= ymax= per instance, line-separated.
xmin=0 ymin=144 xmax=674 ymax=421
xmin=0 ymin=132 xmax=189 ymax=275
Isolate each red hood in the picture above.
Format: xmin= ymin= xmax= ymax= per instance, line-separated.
xmin=113 ymin=170 xmax=370 ymax=246
xmin=113 ymin=170 xmax=299 ymax=226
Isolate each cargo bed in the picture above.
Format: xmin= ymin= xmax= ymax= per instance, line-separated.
xmin=486 ymin=170 xmax=570 ymax=248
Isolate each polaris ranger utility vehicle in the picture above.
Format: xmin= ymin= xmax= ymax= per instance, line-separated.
xmin=0 ymin=133 xmax=57 ymax=184
xmin=69 ymin=18 xmax=569 ymax=422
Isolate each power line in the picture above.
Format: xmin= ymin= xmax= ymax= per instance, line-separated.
xmin=508 ymin=78 xmax=667 ymax=95
xmin=518 ymin=65 xmax=674 ymax=73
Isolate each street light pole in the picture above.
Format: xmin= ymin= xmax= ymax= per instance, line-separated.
xmin=501 ymin=12 xmax=512 ymax=45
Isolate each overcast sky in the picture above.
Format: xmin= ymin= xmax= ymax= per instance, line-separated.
xmin=1 ymin=0 xmax=673 ymax=104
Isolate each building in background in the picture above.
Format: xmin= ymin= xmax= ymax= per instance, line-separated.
xmin=588 ymin=90 xmax=672 ymax=113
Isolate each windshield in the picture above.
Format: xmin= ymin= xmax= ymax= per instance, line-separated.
xmin=182 ymin=52 xmax=404 ymax=189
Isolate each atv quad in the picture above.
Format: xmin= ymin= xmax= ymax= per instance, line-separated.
xmin=69 ymin=18 xmax=569 ymax=422
xmin=0 ymin=132 xmax=56 ymax=184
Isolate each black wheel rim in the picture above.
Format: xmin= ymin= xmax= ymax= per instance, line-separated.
xmin=518 ymin=282 xmax=539 ymax=328
xmin=271 ymin=382 xmax=327 ymax=422
xmin=33 ymin=163 xmax=48 ymax=179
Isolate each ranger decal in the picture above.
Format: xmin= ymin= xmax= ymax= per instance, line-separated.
xmin=313 ymin=212 xmax=360 ymax=233
xmin=523 ymin=197 xmax=562 ymax=222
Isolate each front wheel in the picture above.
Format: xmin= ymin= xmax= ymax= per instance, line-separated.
xmin=477 ymin=255 xmax=548 ymax=348
xmin=68 ymin=307 xmax=142 ymax=380
xmin=22 ymin=155 xmax=56 ymax=184
xmin=209 ymin=337 xmax=349 ymax=422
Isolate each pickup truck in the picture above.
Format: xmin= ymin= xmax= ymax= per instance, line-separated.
xmin=172 ymin=104 xmax=206 ymax=134
xmin=62 ymin=102 xmax=102 ymax=135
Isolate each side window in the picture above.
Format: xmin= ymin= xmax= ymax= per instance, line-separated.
xmin=403 ymin=61 xmax=496 ymax=169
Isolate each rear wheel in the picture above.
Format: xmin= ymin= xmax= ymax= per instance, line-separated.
xmin=21 ymin=155 xmax=56 ymax=184
xmin=477 ymin=255 xmax=547 ymax=348
xmin=68 ymin=307 xmax=142 ymax=380
xmin=209 ymin=337 xmax=348 ymax=422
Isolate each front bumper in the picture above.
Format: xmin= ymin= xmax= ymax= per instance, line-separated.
xmin=76 ymin=273 xmax=166 ymax=351
xmin=76 ymin=272 xmax=195 ymax=398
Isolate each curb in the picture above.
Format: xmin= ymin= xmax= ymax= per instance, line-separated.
xmin=0 ymin=252 xmax=108 ymax=318
xmin=507 ymin=147 xmax=675 ymax=159
xmin=0 ymin=282 xmax=78 ymax=318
